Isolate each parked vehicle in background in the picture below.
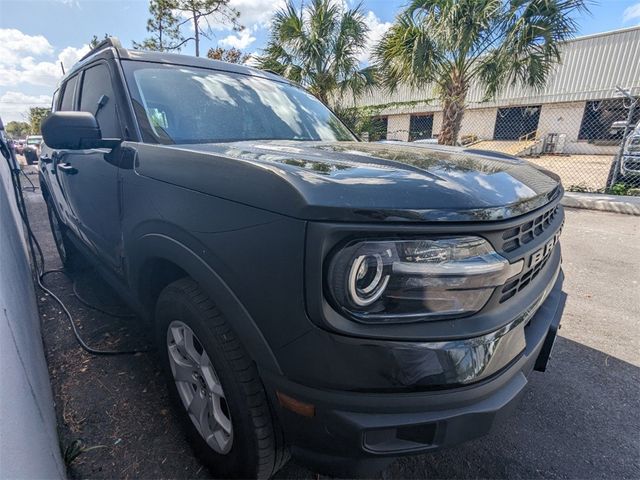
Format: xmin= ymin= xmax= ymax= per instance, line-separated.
xmin=620 ymin=122 xmax=640 ymax=178
xmin=15 ymin=139 xmax=25 ymax=155
xmin=23 ymin=135 xmax=43 ymax=164
xmin=39 ymin=38 xmax=567 ymax=479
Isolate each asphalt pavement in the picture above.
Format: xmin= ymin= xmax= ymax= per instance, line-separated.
xmin=19 ymin=165 xmax=640 ymax=479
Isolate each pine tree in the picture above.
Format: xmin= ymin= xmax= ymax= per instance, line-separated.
xmin=173 ymin=0 xmax=242 ymax=57
xmin=133 ymin=0 xmax=183 ymax=52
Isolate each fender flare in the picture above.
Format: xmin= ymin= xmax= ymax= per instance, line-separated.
xmin=130 ymin=232 xmax=282 ymax=375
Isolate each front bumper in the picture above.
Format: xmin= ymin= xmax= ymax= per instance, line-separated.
xmin=264 ymin=269 xmax=566 ymax=476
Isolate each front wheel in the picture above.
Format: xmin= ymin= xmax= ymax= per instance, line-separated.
xmin=155 ymin=278 xmax=288 ymax=479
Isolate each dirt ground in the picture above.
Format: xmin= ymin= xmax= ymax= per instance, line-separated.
xmin=20 ymin=164 xmax=640 ymax=479
xmin=525 ymin=154 xmax=614 ymax=192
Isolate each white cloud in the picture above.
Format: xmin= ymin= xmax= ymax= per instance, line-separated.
xmin=219 ymin=29 xmax=256 ymax=49
xmin=0 ymin=91 xmax=52 ymax=123
xmin=0 ymin=29 xmax=53 ymax=66
xmin=0 ymin=29 xmax=89 ymax=88
xmin=623 ymin=3 xmax=640 ymax=23
xmin=57 ymin=45 xmax=91 ymax=71
xmin=13 ymin=57 xmax=61 ymax=87
xmin=358 ymin=11 xmax=391 ymax=64
xmin=226 ymin=0 xmax=286 ymax=29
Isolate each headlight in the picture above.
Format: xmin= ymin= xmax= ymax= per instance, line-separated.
xmin=327 ymin=237 xmax=523 ymax=324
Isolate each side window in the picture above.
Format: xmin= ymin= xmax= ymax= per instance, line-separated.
xmin=59 ymin=75 xmax=79 ymax=111
xmin=79 ymin=63 xmax=120 ymax=138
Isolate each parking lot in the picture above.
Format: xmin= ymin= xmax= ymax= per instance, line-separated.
xmin=20 ymin=164 xmax=639 ymax=479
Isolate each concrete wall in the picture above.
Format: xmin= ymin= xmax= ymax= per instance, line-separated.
xmin=387 ymin=114 xmax=410 ymax=141
xmin=536 ymin=101 xmax=618 ymax=155
xmin=387 ymin=107 xmax=524 ymax=142
xmin=459 ymin=108 xmax=497 ymax=140
xmin=386 ymin=108 xmax=500 ymax=142
xmin=433 ymin=112 xmax=443 ymax=139
xmin=537 ymin=101 xmax=586 ymax=142
xmin=0 ymin=157 xmax=66 ymax=479
xmin=385 ymin=101 xmax=617 ymax=156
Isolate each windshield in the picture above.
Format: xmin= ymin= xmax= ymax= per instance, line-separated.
xmin=122 ymin=61 xmax=355 ymax=144
xmin=27 ymin=137 xmax=42 ymax=145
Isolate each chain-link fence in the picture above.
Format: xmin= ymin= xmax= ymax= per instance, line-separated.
xmin=352 ymin=92 xmax=640 ymax=196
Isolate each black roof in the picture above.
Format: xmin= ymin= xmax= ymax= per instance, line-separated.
xmin=63 ymin=36 xmax=285 ymax=85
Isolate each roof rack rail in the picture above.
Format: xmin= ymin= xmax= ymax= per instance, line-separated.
xmin=77 ymin=36 xmax=124 ymax=63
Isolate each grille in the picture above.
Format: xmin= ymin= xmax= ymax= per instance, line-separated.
xmin=501 ymin=204 xmax=560 ymax=253
xmin=500 ymin=253 xmax=553 ymax=303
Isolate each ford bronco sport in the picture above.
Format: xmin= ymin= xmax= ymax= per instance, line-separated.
xmin=40 ymin=38 xmax=566 ymax=478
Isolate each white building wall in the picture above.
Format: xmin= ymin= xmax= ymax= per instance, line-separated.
xmin=387 ymin=115 xmax=410 ymax=141
xmin=537 ymin=101 xmax=586 ymax=142
xmin=433 ymin=112 xmax=443 ymax=138
xmin=459 ymin=108 xmax=497 ymax=140
xmin=386 ymin=102 xmax=616 ymax=156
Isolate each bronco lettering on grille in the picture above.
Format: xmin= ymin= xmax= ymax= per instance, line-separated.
xmin=529 ymin=229 xmax=562 ymax=268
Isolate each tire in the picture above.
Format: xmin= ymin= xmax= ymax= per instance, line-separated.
xmin=45 ymin=198 xmax=81 ymax=271
xmin=155 ymin=278 xmax=288 ymax=479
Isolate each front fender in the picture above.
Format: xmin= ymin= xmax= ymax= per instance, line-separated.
xmin=129 ymin=228 xmax=282 ymax=375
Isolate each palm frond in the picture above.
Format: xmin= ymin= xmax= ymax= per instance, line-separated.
xmin=256 ymin=0 xmax=373 ymax=104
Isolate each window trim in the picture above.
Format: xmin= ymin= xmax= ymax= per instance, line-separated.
xmin=59 ymin=74 xmax=80 ymax=111
xmin=51 ymin=89 xmax=59 ymax=112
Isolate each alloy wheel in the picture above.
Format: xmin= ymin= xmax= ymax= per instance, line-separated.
xmin=166 ymin=320 xmax=233 ymax=454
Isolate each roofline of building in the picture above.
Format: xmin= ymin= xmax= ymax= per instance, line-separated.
xmin=568 ymin=24 xmax=640 ymax=43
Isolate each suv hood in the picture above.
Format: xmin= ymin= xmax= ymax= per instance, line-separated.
xmin=136 ymin=140 xmax=562 ymax=222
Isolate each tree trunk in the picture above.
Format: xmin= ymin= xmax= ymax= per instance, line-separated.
xmin=438 ymin=75 xmax=468 ymax=146
xmin=193 ymin=10 xmax=199 ymax=57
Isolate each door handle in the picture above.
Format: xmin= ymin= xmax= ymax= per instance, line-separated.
xmin=57 ymin=163 xmax=78 ymax=175
xmin=40 ymin=154 xmax=52 ymax=164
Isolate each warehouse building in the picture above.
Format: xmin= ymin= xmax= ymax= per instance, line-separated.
xmin=354 ymin=26 xmax=640 ymax=157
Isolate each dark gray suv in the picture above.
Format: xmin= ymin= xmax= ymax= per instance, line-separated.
xmin=40 ymin=38 xmax=566 ymax=478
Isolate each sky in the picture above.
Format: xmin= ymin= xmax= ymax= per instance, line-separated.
xmin=1 ymin=0 xmax=639 ymax=124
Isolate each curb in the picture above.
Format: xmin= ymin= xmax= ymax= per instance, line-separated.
xmin=562 ymin=192 xmax=640 ymax=216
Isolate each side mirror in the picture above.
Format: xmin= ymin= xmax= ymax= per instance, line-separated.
xmin=41 ymin=111 xmax=121 ymax=150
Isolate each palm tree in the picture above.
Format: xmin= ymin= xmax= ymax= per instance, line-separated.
xmin=257 ymin=0 xmax=375 ymax=105
xmin=374 ymin=0 xmax=587 ymax=145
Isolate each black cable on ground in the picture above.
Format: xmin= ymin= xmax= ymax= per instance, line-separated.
xmin=71 ymin=273 xmax=137 ymax=318
xmin=39 ymin=270 xmax=151 ymax=355
xmin=20 ymin=168 xmax=36 ymax=191
xmin=2 ymin=144 xmax=151 ymax=356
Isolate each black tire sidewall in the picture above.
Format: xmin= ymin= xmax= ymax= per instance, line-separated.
xmin=155 ymin=285 xmax=266 ymax=479
xmin=45 ymin=200 xmax=69 ymax=266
